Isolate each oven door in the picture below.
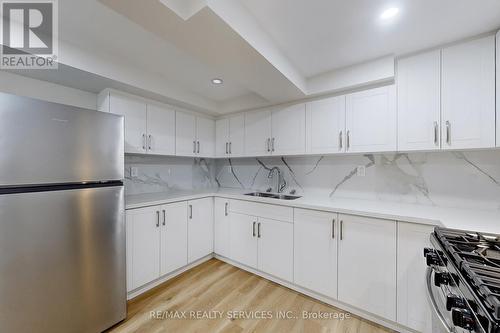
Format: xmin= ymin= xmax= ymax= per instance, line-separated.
xmin=426 ymin=267 xmax=455 ymax=333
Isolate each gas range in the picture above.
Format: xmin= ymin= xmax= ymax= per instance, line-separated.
xmin=425 ymin=227 xmax=500 ymax=333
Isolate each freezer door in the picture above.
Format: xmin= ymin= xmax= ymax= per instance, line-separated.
xmin=0 ymin=92 xmax=124 ymax=186
xmin=0 ymin=185 xmax=126 ymax=333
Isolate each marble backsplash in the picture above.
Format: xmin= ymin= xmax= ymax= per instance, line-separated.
xmin=214 ymin=151 xmax=500 ymax=211
xmin=124 ymin=155 xmax=216 ymax=196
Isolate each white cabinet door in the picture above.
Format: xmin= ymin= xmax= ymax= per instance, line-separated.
xmin=229 ymin=212 xmax=258 ymax=269
xmin=397 ymin=222 xmax=434 ymax=333
xmin=215 ymin=118 xmax=229 ymax=157
xmin=294 ymin=209 xmax=337 ymax=299
xmin=125 ymin=206 xmax=161 ymax=291
xmin=257 ymin=218 xmax=294 ymax=282
xmin=147 ymin=104 xmax=176 ymax=156
xmin=497 ymin=31 xmax=500 ymax=147
xmin=197 ymin=117 xmax=215 ymax=158
xmin=442 ymin=36 xmax=496 ymax=149
xmin=306 ymin=96 xmax=346 ymax=154
xmin=245 ymin=109 xmax=272 ymax=156
xmin=187 ymin=197 xmax=214 ymax=263
xmin=229 ymin=114 xmax=245 ymax=157
xmin=175 ymin=111 xmax=196 ymax=156
xmin=398 ymin=50 xmax=441 ymax=151
xmin=338 ymin=214 xmax=397 ymax=321
xmin=345 ymin=85 xmax=397 ymax=153
xmin=109 ymin=93 xmax=147 ymax=154
xmin=160 ymin=201 xmax=188 ymax=276
xmin=214 ymin=198 xmax=230 ymax=257
xmin=271 ymin=104 xmax=306 ymax=155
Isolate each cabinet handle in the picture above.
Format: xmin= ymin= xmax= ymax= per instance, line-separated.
xmin=189 ymin=205 xmax=193 ymax=219
xmin=193 ymin=141 xmax=196 ymax=153
xmin=224 ymin=202 xmax=228 ymax=216
xmin=229 ymin=142 xmax=232 ymax=154
xmin=340 ymin=220 xmax=343 ymax=240
xmin=142 ymin=134 xmax=146 ymax=151
xmin=339 ymin=131 xmax=343 ymax=150
xmin=162 ymin=209 xmax=166 ymax=226
xmin=257 ymin=222 xmax=261 ymax=238
xmin=332 ymin=219 xmax=335 ymax=239
xmin=253 ymin=221 xmax=256 ymax=237
xmin=267 ymin=138 xmax=271 ymax=152
xmin=148 ymin=134 xmax=152 ymax=150
xmin=156 ymin=211 xmax=160 ymax=228
xmin=433 ymin=121 xmax=439 ymax=146
xmin=271 ymin=138 xmax=275 ymax=152
xmin=197 ymin=141 xmax=200 ymax=154
xmin=445 ymin=121 xmax=451 ymax=145
xmin=225 ymin=142 xmax=229 ymax=154
xmin=346 ymin=131 xmax=350 ymax=151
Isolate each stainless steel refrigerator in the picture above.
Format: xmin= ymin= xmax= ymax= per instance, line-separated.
xmin=0 ymin=93 xmax=126 ymax=332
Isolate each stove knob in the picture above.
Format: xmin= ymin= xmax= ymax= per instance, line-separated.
xmin=451 ymin=308 xmax=475 ymax=330
xmin=434 ymin=272 xmax=451 ymax=287
xmin=446 ymin=294 xmax=466 ymax=311
xmin=426 ymin=252 xmax=440 ymax=266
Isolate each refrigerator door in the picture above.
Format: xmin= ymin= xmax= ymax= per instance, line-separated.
xmin=0 ymin=185 xmax=126 ymax=333
xmin=0 ymin=93 xmax=124 ymax=186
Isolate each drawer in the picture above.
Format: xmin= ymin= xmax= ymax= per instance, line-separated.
xmin=229 ymin=199 xmax=293 ymax=223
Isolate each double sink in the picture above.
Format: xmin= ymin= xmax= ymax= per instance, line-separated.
xmin=245 ymin=192 xmax=301 ymax=200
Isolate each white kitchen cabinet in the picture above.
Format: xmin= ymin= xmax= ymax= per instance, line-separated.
xmin=337 ymin=214 xmax=397 ymax=321
xmin=214 ymin=197 xmax=230 ymax=257
xmin=147 ymin=104 xmax=176 ymax=156
xmin=245 ymin=109 xmax=272 ymax=156
xmin=109 ymin=92 xmax=147 ymax=154
xmin=497 ymin=31 xmax=500 ymax=148
xmin=160 ymin=201 xmax=188 ymax=276
xmin=125 ymin=206 xmax=161 ymax=291
xmin=306 ymin=96 xmax=346 ymax=154
xmin=257 ymin=218 xmax=293 ymax=282
xmin=397 ymin=222 xmax=434 ymax=333
xmin=187 ymin=197 xmax=214 ymax=263
xmin=229 ymin=212 xmax=258 ymax=268
xmin=176 ymin=112 xmax=215 ymax=157
xmin=345 ymin=85 xmax=397 ymax=153
xmin=271 ymin=104 xmax=306 ymax=155
xmin=441 ymin=35 xmax=496 ymax=149
xmin=294 ymin=209 xmax=338 ymax=299
xmin=397 ymin=50 xmax=441 ymax=151
xmin=216 ymin=114 xmax=245 ymax=157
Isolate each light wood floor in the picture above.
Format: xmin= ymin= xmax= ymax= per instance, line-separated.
xmin=108 ymin=259 xmax=394 ymax=333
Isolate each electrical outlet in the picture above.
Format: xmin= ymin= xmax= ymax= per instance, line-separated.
xmin=131 ymin=167 xmax=138 ymax=177
xmin=356 ymin=165 xmax=366 ymax=177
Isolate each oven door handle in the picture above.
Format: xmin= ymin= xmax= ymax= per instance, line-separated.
xmin=426 ymin=267 xmax=454 ymax=333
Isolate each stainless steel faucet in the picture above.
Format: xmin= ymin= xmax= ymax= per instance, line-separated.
xmin=268 ymin=167 xmax=287 ymax=193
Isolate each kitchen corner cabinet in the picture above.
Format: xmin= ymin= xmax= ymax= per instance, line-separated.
xmin=214 ymin=198 xmax=230 ymax=257
xmin=397 ymin=50 xmax=441 ymax=151
xmin=126 ymin=202 xmax=187 ymax=292
xmin=306 ymin=96 xmax=346 ymax=154
xmin=397 ymin=222 xmax=434 ymax=333
xmin=441 ymin=35 xmax=495 ymax=149
xmin=176 ymin=112 xmax=215 ymax=158
xmin=294 ymin=208 xmax=338 ymax=299
xmin=337 ymin=214 xmax=397 ymax=321
xmin=345 ymin=85 xmax=397 ymax=153
xmin=187 ymin=198 xmax=214 ymax=263
xmin=216 ymin=114 xmax=245 ymax=157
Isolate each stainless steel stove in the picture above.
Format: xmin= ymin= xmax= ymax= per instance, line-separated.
xmin=425 ymin=227 xmax=500 ymax=333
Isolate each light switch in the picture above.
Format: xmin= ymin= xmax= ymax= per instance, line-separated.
xmin=356 ymin=165 xmax=366 ymax=177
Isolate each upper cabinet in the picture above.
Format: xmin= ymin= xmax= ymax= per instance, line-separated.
xmin=441 ymin=35 xmax=496 ymax=149
xmin=244 ymin=109 xmax=272 ymax=156
xmin=176 ymin=111 xmax=215 ymax=158
xmin=397 ymin=50 xmax=441 ymax=151
xmin=306 ymin=96 xmax=346 ymax=154
xmin=146 ymin=104 xmax=176 ymax=156
xmin=216 ymin=113 xmax=245 ymax=158
xmin=345 ymin=85 xmax=397 ymax=153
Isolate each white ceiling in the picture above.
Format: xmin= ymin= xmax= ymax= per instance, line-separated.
xmin=239 ymin=0 xmax=500 ymax=77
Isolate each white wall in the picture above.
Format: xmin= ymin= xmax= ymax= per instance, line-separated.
xmin=0 ymin=71 xmax=97 ymax=110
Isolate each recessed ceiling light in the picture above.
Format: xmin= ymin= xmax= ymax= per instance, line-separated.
xmin=380 ymin=7 xmax=399 ymax=20
xmin=211 ymin=78 xmax=223 ymax=85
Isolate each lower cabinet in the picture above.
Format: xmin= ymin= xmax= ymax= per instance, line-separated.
xmin=337 ymin=214 xmax=397 ymax=321
xmin=126 ymin=201 xmax=187 ymax=292
xmin=214 ymin=198 xmax=230 ymax=257
xmin=397 ymin=222 xmax=434 ymax=333
xmin=294 ymin=208 xmax=338 ymax=299
xmin=229 ymin=212 xmax=258 ymax=268
xmin=187 ymin=197 xmax=214 ymax=263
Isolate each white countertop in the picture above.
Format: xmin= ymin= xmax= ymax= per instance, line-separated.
xmin=126 ymin=189 xmax=500 ymax=234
